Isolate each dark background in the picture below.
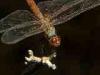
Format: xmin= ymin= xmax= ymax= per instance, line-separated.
xmin=0 ymin=0 xmax=100 ymax=75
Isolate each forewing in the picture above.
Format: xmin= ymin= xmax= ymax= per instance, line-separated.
xmin=38 ymin=0 xmax=73 ymax=16
xmin=52 ymin=0 xmax=100 ymax=25
xmin=38 ymin=0 xmax=100 ymax=25
xmin=1 ymin=21 xmax=44 ymax=44
xmin=0 ymin=10 xmax=37 ymax=33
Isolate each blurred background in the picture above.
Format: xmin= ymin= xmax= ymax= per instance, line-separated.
xmin=0 ymin=0 xmax=100 ymax=75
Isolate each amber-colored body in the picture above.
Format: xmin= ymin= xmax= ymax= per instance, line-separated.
xmin=26 ymin=0 xmax=61 ymax=47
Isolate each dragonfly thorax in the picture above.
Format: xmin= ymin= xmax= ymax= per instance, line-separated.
xmin=40 ymin=15 xmax=56 ymax=37
xmin=39 ymin=15 xmax=61 ymax=47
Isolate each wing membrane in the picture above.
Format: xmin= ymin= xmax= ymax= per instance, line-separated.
xmin=52 ymin=0 xmax=84 ymax=25
xmin=1 ymin=0 xmax=100 ymax=44
xmin=38 ymin=0 xmax=76 ymax=17
xmin=38 ymin=0 xmax=100 ymax=25
xmin=1 ymin=21 xmax=43 ymax=44
xmin=53 ymin=0 xmax=100 ymax=25
xmin=0 ymin=10 xmax=37 ymax=33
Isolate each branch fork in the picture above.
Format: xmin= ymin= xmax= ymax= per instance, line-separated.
xmin=25 ymin=50 xmax=56 ymax=70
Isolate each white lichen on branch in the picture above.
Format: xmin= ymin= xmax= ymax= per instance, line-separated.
xmin=25 ymin=50 xmax=56 ymax=70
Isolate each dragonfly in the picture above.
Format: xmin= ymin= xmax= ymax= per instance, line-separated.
xmin=0 ymin=0 xmax=100 ymax=47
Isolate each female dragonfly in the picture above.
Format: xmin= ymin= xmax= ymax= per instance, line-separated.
xmin=0 ymin=0 xmax=100 ymax=47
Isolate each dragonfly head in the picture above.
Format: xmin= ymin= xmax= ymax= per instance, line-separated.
xmin=49 ymin=35 xmax=61 ymax=47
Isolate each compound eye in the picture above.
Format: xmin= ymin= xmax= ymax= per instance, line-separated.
xmin=49 ymin=36 xmax=61 ymax=47
xmin=52 ymin=37 xmax=57 ymax=43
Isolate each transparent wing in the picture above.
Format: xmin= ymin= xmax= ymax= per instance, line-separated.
xmin=1 ymin=21 xmax=44 ymax=44
xmin=52 ymin=0 xmax=100 ymax=25
xmin=38 ymin=0 xmax=100 ymax=25
xmin=38 ymin=0 xmax=72 ymax=17
xmin=2 ymin=0 xmax=100 ymax=44
xmin=0 ymin=10 xmax=37 ymax=33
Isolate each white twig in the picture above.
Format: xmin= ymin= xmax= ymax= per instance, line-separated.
xmin=25 ymin=50 xmax=56 ymax=70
